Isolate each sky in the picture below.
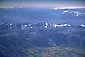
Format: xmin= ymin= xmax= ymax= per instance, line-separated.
xmin=0 ymin=0 xmax=85 ymax=8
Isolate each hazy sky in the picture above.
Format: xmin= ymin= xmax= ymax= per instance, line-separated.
xmin=0 ymin=0 xmax=85 ymax=8
xmin=0 ymin=0 xmax=84 ymax=3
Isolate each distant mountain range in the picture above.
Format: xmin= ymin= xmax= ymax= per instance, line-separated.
xmin=0 ymin=8 xmax=85 ymax=57
xmin=0 ymin=8 xmax=85 ymax=24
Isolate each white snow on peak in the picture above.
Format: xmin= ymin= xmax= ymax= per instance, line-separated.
xmin=81 ymin=24 xmax=85 ymax=27
xmin=9 ymin=24 xmax=13 ymax=26
xmin=53 ymin=7 xmax=85 ymax=10
xmin=24 ymin=25 xmax=28 ymax=27
xmin=53 ymin=24 xmax=71 ymax=27
xmin=63 ymin=11 xmax=69 ymax=13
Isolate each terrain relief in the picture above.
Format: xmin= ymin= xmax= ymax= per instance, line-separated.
xmin=0 ymin=8 xmax=85 ymax=57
